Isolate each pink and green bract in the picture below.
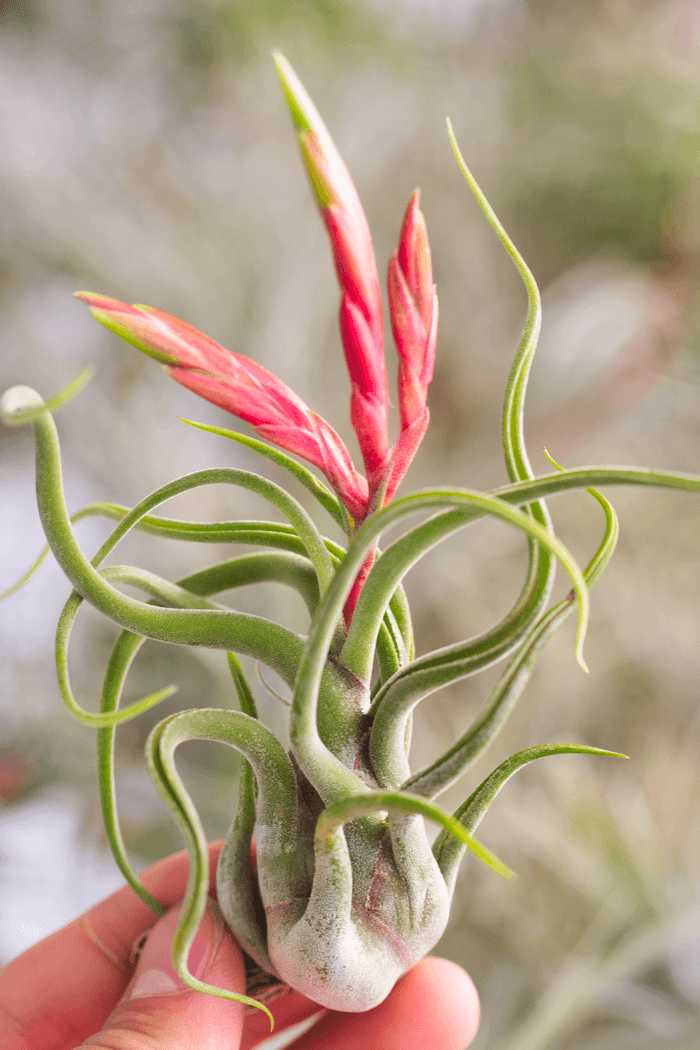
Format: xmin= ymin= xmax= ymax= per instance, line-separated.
xmin=3 ymin=53 xmax=700 ymax=1028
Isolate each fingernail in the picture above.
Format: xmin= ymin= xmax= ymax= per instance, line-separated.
xmin=126 ymin=899 xmax=224 ymax=1000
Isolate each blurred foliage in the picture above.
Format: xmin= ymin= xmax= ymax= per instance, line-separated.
xmin=512 ymin=66 xmax=690 ymax=270
xmin=172 ymin=0 xmax=390 ymax=68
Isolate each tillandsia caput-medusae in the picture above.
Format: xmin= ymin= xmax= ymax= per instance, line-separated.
xmin=3 ymin=52 xmax=700 ymax=1028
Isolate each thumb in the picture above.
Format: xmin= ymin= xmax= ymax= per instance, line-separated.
xmin=78 ymin=901 xmax=247 ymax=1050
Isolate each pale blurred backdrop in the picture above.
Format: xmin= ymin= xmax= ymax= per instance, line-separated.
xmin=2 ymin=1 xmax=700 ymax=1047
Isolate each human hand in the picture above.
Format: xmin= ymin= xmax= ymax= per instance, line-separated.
xmin=0 ymin=843 xmax=479 ymax=1050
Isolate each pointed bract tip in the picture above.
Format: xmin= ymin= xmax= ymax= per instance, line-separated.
xmin=273 ymin=51 xmax=321 ymax=136
xmin=75 ymin=292 xmax=178 ymax=365
xmin=400 ymin=190 xmax=426 ymax=253
xmin=74 ymin=290 xmax=122 ymax=310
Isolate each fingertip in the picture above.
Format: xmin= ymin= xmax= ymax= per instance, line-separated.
xmin=290 ymin=956 xmax=479 ymax=1050
xmin=406 ymin=957 xmax=480 ymax=1047
xmin=385 ymin=957 xmax=480 ymax=1050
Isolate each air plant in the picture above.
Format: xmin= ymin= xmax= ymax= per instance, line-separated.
xmin=3 ymin=52 xmax=700 ymax=1030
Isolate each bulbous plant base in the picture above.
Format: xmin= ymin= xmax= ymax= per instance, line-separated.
xmin=267 ymin=886 xmax=450 ymax=1012
xmin=218 ymin=799 xmax=452 ymax=1011
xmin=213 ymin=746 xmax=455 ymax=1013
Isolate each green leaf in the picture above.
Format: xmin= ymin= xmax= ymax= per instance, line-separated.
xmin=86 ymin=466 xmax=335 ymax=602
xmin=293 ymin=486 xmax=590 ymax=806
xmin=146 ymin=707 xmax=304 ymax=1027
xmin=316 ymin=790 xmax=513 ymax=880
xmin=180 ymin=417 xmax=348 ymax=532
xmin=21 ymin=404 xmax=322 ymax=683
xmin=93 ymin=559 xmax=315 ymax=916
xmin=447 ymin=121 xmax=541 ymax=489
xmin=217 ymin=655 xmax=278 ymax=973
xmin=387 ymin=481 xmax=619 ymax=797
xmin=339 ymin=488 xmax=589 ymax=685
xmin=0 ymin=370 xmax=93 ymax=426
xmin=434 ymin=743 xmax=626 ymax=894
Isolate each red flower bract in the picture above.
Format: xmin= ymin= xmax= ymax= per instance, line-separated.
xmin=74 ymin=292 xmax=369 ymax=523
xmin=76 ymin=61 xmax=440 ymax=619
xmin=274 ymin=52 xmax=390 ymax=502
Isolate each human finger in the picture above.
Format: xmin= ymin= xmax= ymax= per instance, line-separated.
xmin=289 ymin=956 xmax=480 ymax=1050
xmin=0 ymin=843 xmax=221 ymax=1049
xmin=76 ymin=900 xmax=246 ymax=1050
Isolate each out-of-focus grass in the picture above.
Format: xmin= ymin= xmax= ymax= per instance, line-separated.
xmin=2 ymin=1 xmax=700 ymax=1045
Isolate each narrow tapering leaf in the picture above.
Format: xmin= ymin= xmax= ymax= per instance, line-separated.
xmin=435 ymin=744 xmax=626 ymax=895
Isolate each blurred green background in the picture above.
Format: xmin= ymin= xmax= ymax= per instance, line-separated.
xmin=2 ymin=1 xmax=700 ymax=1047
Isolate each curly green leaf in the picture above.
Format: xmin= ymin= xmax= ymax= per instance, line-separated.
xmin=180 ymin=417 xmax=349 ymax=532
xmin=293 ymin=487 xmax=590 ymax=806
xmin=316 ymin=790 xmax=513 ymax=880
xmin=379 ymin=483 xmax=618 ymax=795
xmin=434 ymin=744 xmax=626 ymax=896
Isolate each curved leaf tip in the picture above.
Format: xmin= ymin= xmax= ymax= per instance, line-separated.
xmin=1 ymin=370 xmax=94 ymax=426
xmin=272 ymin=50 xmax=316 ymax=136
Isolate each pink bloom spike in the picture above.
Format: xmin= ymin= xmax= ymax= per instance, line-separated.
xmin=339 ymin=296 xmax=390 ymax=485
xmin=75 ymin=292 xmax=369 ymax=522
xmin=397 ymin=191 xmax=434 ymax=333
xmin=382 ymin=411 xmax=431 ymax=508
xmin=274 ymin=52 xmax=389 ymax=498
xmin=385 ymin=190 xmax=438 ymax=501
